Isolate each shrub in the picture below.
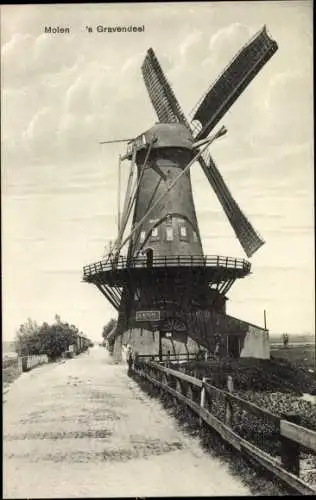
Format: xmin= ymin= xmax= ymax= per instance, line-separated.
xmin=15 ymin=316 xmax=89 ymax=360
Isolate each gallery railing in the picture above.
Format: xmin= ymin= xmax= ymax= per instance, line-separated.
xmin=83 ymin=254 xmax=251 ymax=279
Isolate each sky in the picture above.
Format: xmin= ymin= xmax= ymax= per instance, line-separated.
xmin=1 ymin=1 xmax=314 ymax=342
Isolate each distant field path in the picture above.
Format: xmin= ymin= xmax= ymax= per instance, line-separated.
xmin=3 ymin=347 xmax=250 ymax=498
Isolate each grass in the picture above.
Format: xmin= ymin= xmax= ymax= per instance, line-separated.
xmin=178 ymin=354 xmax=316 ymax=394
xmin=2 ymin=358 xmax=21 ymax=388
xmin=270 ymin=344 xmax=315 ymax=372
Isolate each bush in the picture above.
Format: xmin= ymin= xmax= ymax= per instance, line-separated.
xmin=15 ymin=316 xmax=89 ymax=360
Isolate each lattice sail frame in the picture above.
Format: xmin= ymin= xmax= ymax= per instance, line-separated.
xmin=141 ymin=26 xmax=278 ymax=258
xmin=191 ymin=26 xmax=278 ymax=141
xmin=141 ymin=48 xmax=189 ymax=126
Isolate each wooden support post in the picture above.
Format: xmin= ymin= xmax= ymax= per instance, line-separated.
xmin=225 ymin=375 xmax=234 ymax=427
xmin=281 ymin=414 xmax=301 ymax=476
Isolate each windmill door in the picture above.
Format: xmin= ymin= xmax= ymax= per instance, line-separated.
xmin=227 ymin=335 xmax=240 ymax=358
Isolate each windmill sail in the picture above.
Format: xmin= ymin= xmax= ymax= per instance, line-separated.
xmin=141 ymin=40 xmax=272 ymax=257
xmin=198 ymin=152 xmax=264 ymax=257
xmin=141 ymin=48 xmax=190 ymax=126
xmin=192 ymin=26 xmax=278 ymax=140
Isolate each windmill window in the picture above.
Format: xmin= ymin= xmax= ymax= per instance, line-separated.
xmin=140 ymin=231 xmax=146 ymax=242
xmin=166 ymin=215 xmax=173 ymax=226
xmin=166 ymin=227 xmax=173 ymax=241
xmin=150 ymin=226 xmax=160 ymax=241
xmin=193 ymin=231 xmax=198 ymax=242
xmin=179 ymin=225 xmax=188 ymax=241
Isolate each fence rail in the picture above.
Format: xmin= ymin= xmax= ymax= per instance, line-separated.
xmin=132 ymin=358 xmax=316 ymax=495
xmin=83 ymin=254 xmax=251 ymax=278
xmin=136 ymin=352 xmax=213 ymax=363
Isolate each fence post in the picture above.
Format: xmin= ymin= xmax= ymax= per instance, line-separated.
xmin=200 ymin=377 xmax=207 ymax=409
xmin=174 ymin=378 xmax=182 ymax=404
xmin=176 ymin=379 xmax=182 ymax=394
xmin=225 ymin=375 xmax=234 ymax=427
xmin=187 ymin=384 xmax=193 ymax=400
xmin=160 ymin=373 xmax=168 ymax=396
xmin=200 ymin=377 xmax=208 ymax=427
xmin=167 ymin=350 xmax=170 ymax=368
xmin=280 ymin=414 xmax=301 ymax=476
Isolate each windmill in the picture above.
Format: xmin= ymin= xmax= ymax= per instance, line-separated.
xmin=83 ymin=26 xmax=278 ymax=359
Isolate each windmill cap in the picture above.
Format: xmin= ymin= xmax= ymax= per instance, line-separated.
xmin=140 ymin=123 xmax=194 ymax=150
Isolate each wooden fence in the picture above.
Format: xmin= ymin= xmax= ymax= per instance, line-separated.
xmin=132 ymin=358 xmax=316 ymax=495
xmin=21 ymin=355 xmax=48 ymax=372
xmin=2 ymin=354 xmax=48 ymax=374
xmin=136 ymin=352 xmax=213 ymax=363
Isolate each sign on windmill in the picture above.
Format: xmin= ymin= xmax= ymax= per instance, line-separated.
xmin=136 ymin=310 xmax=161 ymax=322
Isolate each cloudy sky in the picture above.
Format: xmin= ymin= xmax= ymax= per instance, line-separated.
xmin=1 ymin=1 xmax=313 ymax=342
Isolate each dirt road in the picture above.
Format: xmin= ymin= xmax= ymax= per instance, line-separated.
xmin=3 ymin=346 xmax=250 ymax=497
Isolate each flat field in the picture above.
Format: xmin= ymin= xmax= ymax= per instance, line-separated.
xmin=270 ymin=344 xmax=315 ymax=371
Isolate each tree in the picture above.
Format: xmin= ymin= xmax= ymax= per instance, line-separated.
xmin=15 ymin=318 xmax=40 ymax=356
xmin=102 ymin=318 xmax=117 ymax=341
xmin=15 ymin=316 xmax=91 ymax=360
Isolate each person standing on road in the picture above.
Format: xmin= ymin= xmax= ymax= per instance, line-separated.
xmin=126 ymin=344 xmax=133 ymax=374
xmin=126 ymin=344 xmax=132 ymax=363
xmin=214 ymin=342 xmax=220 ymax=358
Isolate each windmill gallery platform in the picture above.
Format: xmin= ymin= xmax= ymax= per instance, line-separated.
xmin=83 ymin=26 xmax=277 ymax=362
xmin=83 ymin=253 xmax=268 ymax=360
